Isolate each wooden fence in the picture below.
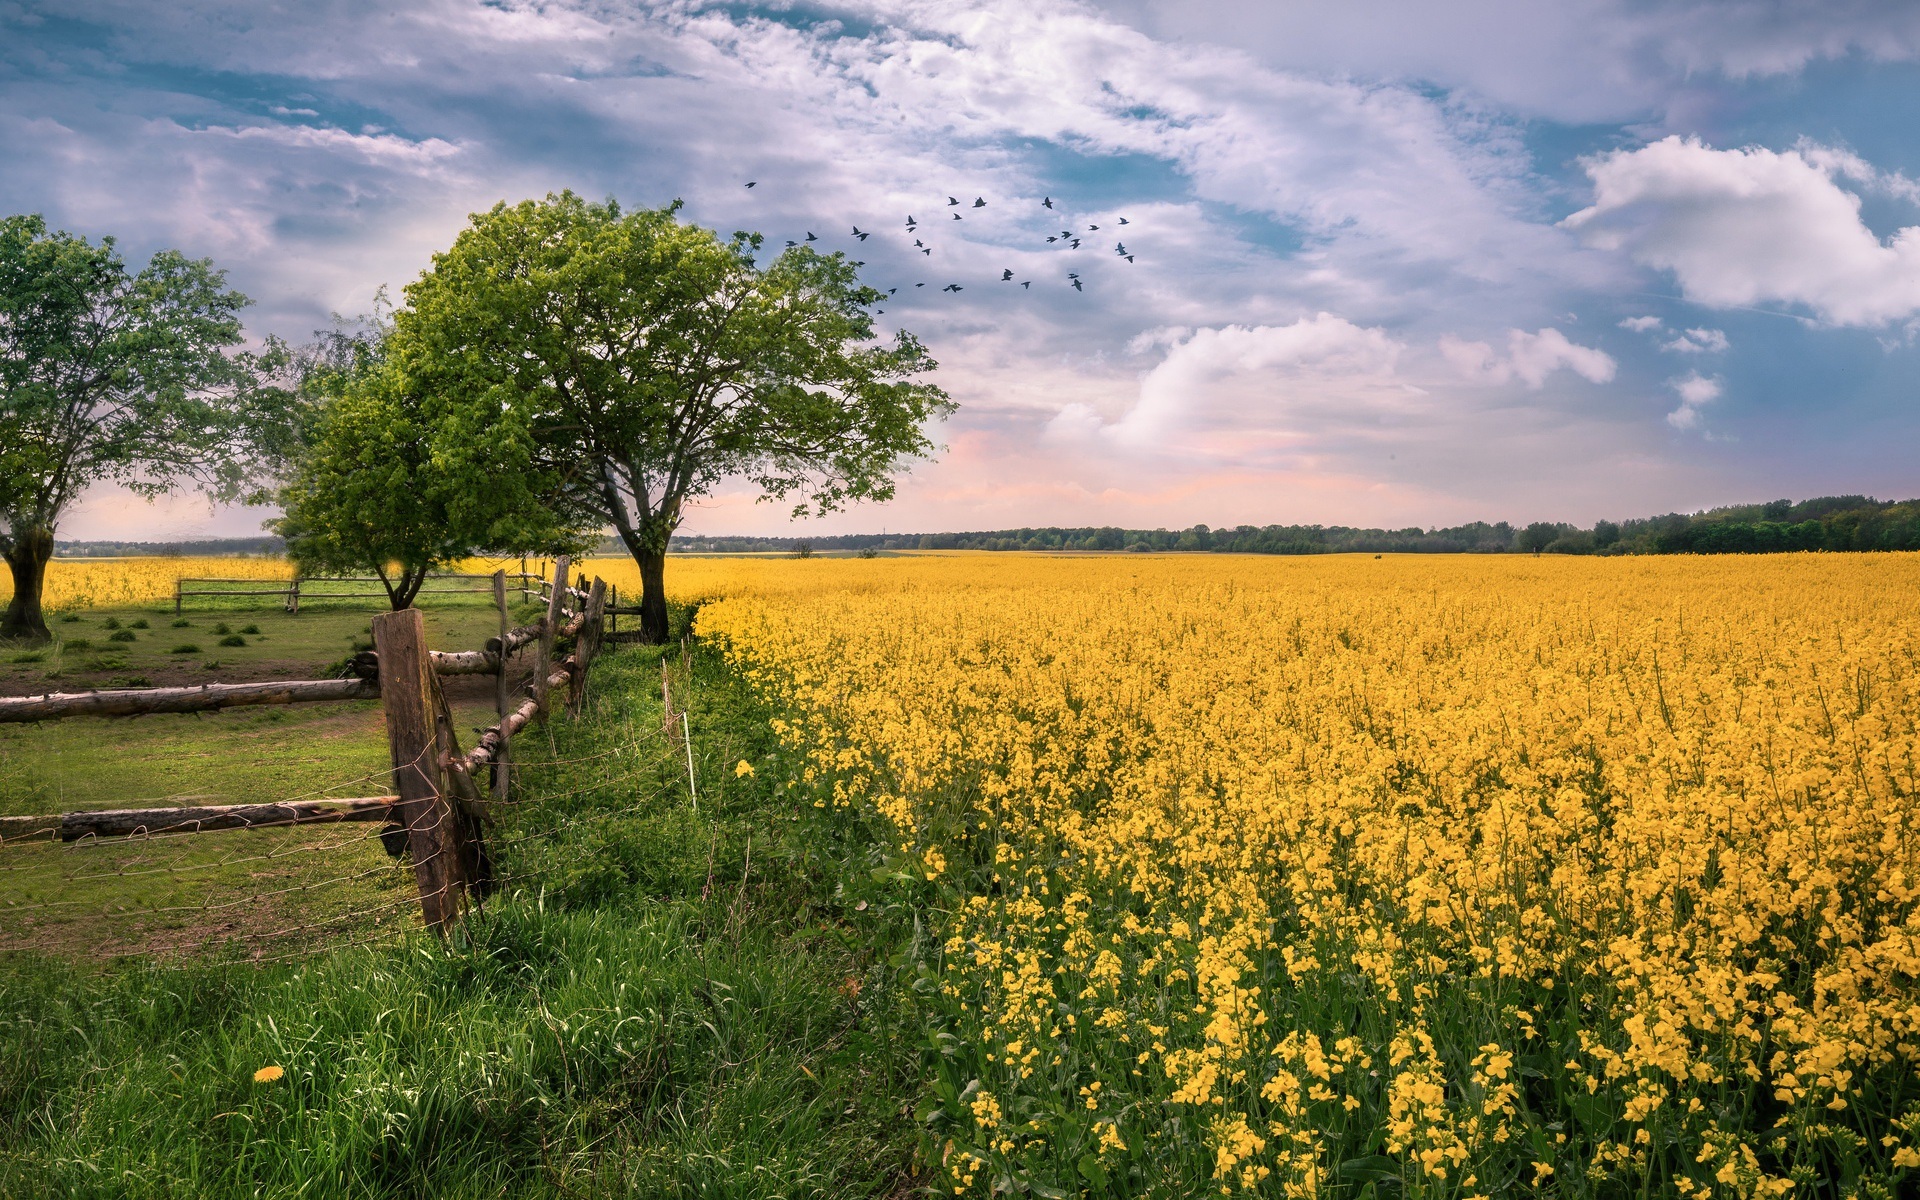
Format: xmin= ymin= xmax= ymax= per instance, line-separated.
xmin=175 ymin=571 xmax=510 ymax=614
xmin=3 ymin=557 xmax=613 ymax=932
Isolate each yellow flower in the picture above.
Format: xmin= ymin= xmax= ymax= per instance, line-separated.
xmin=252 ymin=1066 xmax=285 ymax=1083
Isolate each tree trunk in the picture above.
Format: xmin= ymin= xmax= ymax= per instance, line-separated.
xmin=2 ymin=527 xmax=54 ymax=643
xmin=636 ymin=546 xmax=670 ymax=644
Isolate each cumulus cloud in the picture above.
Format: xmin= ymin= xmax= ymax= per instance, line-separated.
xmin=1049 ymin=313 xmax=1409 ymax=455
xmin=1666 ymin=371 xmax=1723 ymax=431
xmin=1660 ymin=327 xmax=1728 ymax=353
xmin=1438 ymin=328 xmax=1616 ymax=388
xmin=1618 ymin=315 xmax=1662 ymax=332
xmin=1563 ymin=135 xmax=1920 ymax=326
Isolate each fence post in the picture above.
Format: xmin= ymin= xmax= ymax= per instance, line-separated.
xmin=174 ymin=580 xmax=182 ymax=616
xmin=568 ymin=579 xmax=607 ymax=716
xmin=535 ymin=554 xmax=570 ymax=711
xmin=491 ymin=569 xmax=511 ymax=803
xmin=287 ymin=576 xmax=300 ymax=615
xmin=372 ymin=607 xmax=469 ymax=931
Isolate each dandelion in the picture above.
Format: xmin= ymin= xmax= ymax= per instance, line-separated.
xmin=252 ymin=1066 xmax=285 ymax=1083
xmin=734 ymin=759 xmax=755 ymax=777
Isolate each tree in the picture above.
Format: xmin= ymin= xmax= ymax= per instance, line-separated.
xmin=1515 ymin=522 xmax=1561 ymax=555
xmin=274 ymin=354 xmax=590 ymax=609
xmin=391 ymin=192 xmax=952 ymax=642
xmin=1 ymin=214 xmax=272 ymax=641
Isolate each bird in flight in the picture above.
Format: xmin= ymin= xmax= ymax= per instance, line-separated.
xmin=922 ymin=247 xmax=932 ymax=255
xmin=914 ymin=238 xmax=925 ymax=247
xmin=804 ymin=232 xmax=818 ymax=242
xmin=1122 ymin=255 xmax=1135 ymax=263
xmin=905 ymin=215 xmax=918 ymax=229
xmin=1072 ymin=278 xmax=1084 ymax=291
xmin=1088 ymin=224 xmax=1100 ymax=231
xmin=1042 ymin=196 xmax=1054 ymax=209
xmin=1117 ymin=217 xmax=1129 ymax=225
xmin=1046 ymin=236 xmax=1058 ymax=243
xmin=1060 ymin=230 xmax=1072 ymax=239
xmin=972 ymin=197 xmax=986 ymax=208
xmin=1115 ymin=242 xmax=1127 ymax=254
xmin=943 ymin=283 xmax=964 ymax=292
xmin=915 ymin=282 xmax=925 ymax=287
xmin=852 ymin=226 xmax=869 ymax=241
xmin=1001 ymin=269 xmax=1014 ymax=281
xmin=784 ymin=239 xmax=798 ymax=247
xmin=745 ymin=181 xmax=757 ymax=188
xmin=951 ymin=212 xmax=963 ymax=220
xmin=1021 ymin=281 xmax=1031 ymax=289
xmin=887 ymin=287 xmax=898 ymax=295
xmin=1069 ymin=238 xmax=1081 ymax=249
xmin=947 ymin=196 xmax=961 ymax=206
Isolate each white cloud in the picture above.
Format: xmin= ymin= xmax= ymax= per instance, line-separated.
xmin=1439 ymin=327 xmax=1616 ymax=387
xmin=1666 ymin=371 xmax=1722 ymax=431
xmin=1618 ymin=314 xmax=1662 ymax=332
xmin=1050 ymin=313 xmax=1409 ymax=455
xmin=1660 ymin=327 xmax=1728 ymax=353
xmin=1563 ymin=135 xmax=1920 ymax=326
xmin=1099 ymin=1 xmax=1920 ymax=123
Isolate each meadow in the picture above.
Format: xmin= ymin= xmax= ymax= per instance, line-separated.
xmin=6 ymin=550 xmax=1919 ymax=1197
xmin=692 ymin=552 xmax=1920 ymax=1198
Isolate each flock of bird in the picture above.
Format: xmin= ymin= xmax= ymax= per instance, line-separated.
xmin=743 ymin=182 xmax=1136 ymax=307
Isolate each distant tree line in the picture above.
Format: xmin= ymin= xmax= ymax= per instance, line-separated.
xmin=668 ymin=496 xmax=1920 ymax=557
xmin=53 ymin=537 xmax=286 ymax=558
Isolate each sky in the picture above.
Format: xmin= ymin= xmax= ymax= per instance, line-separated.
xmin=4 ymin=0 xmax=1918 ymax=541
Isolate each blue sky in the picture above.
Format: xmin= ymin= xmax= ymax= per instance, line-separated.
xmin=4 ymin=0 xmax=1917 ymax=539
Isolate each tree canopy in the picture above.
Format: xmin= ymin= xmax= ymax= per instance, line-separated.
xmin=0 ymin=213 xmax=276 ymax=639
xmin=273 ymin=351 xmax=589 ymax=609
xmin=390 ymin=192 xmax=952 ymax=640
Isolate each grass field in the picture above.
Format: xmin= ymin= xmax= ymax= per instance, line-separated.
xmin=9 ymin=551 xmax=1920 ymax=1197
xmin=0 ymin=589 xmax=534 ymax=960
xmin=0 ymin=633 xmax=925 ymax=1197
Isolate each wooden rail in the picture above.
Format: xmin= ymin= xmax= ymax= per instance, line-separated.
xmin=0 ymin=798 xmax=397 ymax=844
xmin=8 ymin=562 xmax=618 ymax=935
xmin=0 ymin=678 xmax=380 ymax=723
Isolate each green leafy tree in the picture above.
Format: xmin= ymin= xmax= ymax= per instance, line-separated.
xmin=0 ymin=214 xmax=274 ymax=641
xmin=274 ymin=356 xmax=589 ymax=610
xmin=391 ymin=192 xmax=952 ymax=642
xmin=1515 ymin=521 xmax=1561 ymax=555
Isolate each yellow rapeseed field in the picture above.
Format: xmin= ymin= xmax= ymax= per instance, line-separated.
xmin=0 ymin=557 xmax=292 ymax=612
xmin=692 ymin=553 xmax=1920 ymax=1199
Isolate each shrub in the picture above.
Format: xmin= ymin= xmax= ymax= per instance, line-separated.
xmin=212 ymin=622 xmax=232 ymax=635
xmin=61 ymin=638 xmax=92 ymax=650
xmin=101 ymin=617 xmax=121 ymax=630
xmin=83 ymin=656 xmax=128 ymax=671
xmin=169 ymin=644 xmax=201 ymax=655
xmin=240 ymin=624 xmax=262 ymax=635
xmin=9 ymin=651 xmax=44 ymax=664
xmin=217 ymin=634 xmax=248 ymax=648
xmin=128 ymin=619 xmax=150 ymax=629
xmin=107 ymin=629 xmax=137 ymax=643
xmin=58 ymin=614 xmax=80 ymax=624
xmin=170 ymin=618 xmax=192 ymax=628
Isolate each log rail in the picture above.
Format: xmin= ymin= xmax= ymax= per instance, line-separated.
xmin=5 ymin=561 xmax=619 ymax=935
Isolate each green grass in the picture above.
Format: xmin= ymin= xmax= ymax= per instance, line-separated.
xmin=1 ymin=600 xmax=508 ymax=692
xmin=0 ymin=624 xmax=926 ymax=1197
xmin=0 ymin=597 xmax=534 ymax=960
